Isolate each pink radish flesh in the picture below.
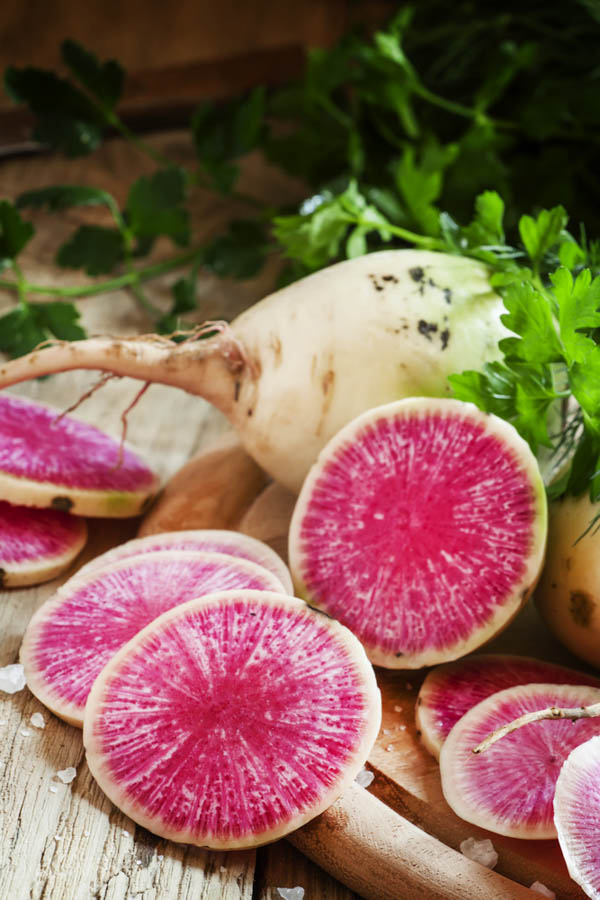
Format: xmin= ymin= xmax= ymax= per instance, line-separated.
xmin=289 ymin=398 xmax=546 ymax=668
xmin=554 ymin=735 xmax=600 ymax=899
xmin=0 ymin=394 xmax=157 ymax=516
xmin=77 ymin=529 xmax=292 ymax=592
xmin=0 ymin=500 xmax=87 ymax=587
xmin=21 ymin=551 xmax=285 ymax=726
xmin=440 ymin=683 xmax=600 ymax=839
xmin=83 ymin=590 xmax=381 ymax=848
xmin=416 ymin=654 xmax=600 ymax=759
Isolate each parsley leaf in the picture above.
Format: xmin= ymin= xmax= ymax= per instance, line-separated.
xmin=0 ymin=202 xmax=34 ymax=262
xmin=126 ymin=167 xmax=190 ymax=248
xmin=61 ymin=39 xmax=124 ymax=109
xmin=56 ymin=225 xmax=125 ymax=275
xmin=17 ymin=185 xmax=115 ymax=212
xmin=0 ymin=302 xmax=85 ymax=358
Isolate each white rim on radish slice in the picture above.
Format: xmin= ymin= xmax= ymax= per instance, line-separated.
xmin=20 ymin=550 xmax=285 ymax=727
xmin=416 ymin=654 xmax=600 ymax=760
xmin=554 ymin=735 xmax=600 ymax=899
xmin=289 ymin=397 xmax=547 ymax=669
xmin=440 ymin=683 xmax=600 ymax=839
xmin=75 ymin=529 xmax=293 ymax=593
xmin=0 ymin=500 xmax=87 ymax=588
xmin=83 ymin=589 xmax=381 ymax=849
xmin=0 ymin=393 xmax=159 ymax=517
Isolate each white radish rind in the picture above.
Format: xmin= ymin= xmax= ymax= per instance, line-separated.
xmin=83 ymin=590 xmax=381 ymax=849
xmin=0 ymin=500 xmax=87 ymax=587
xmin=554 ymin=735 xmax=600 ymax=899
xmin=75 ymin=529 xmax=293 ymax=593
xmin=20 ymin=550 xmax=285 ymax=727
xmin=440 ymin=684 xmax=600 ymax=839
xmin=416 ymin=654 xmax=600 ymax=760
xmin=0 ymin=394 xmax=159 ymax=517
xmin=289 ymin=398 xmax=547 ymax=669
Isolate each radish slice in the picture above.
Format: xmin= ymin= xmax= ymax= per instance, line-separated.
xmin=289 ymin=398 xmax=547 ymax=669
xmin=0 ymin=394 xmax=159 ymax=517
xmin=440 ymin=683 xmax=600 ymax=839
xmin=554 ymin=735 xmax=600 ymax=899
xmin=83 ymin=590 xmax=381 ymax=849
xmin=75 ymin=529 xmax=293 ymax=593
xmin=0 ymin=500 xmax=87 ymax=587
xmin=416 ymin=654 xmax=600 ymax=760
xmin=21 ymin=550 xmax=285 ymax=726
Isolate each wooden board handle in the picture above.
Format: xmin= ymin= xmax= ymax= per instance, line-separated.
xmin=289 ymin=784 xmax=539 ymax=900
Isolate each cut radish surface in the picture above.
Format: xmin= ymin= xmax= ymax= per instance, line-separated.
xmin=554 ymin=735 xmax=600 ymax=899
xmin=0 ymin=500 xmax=87 ymax=587
xmin=83 ymin=590 xmax=381 ymax=849
xmin=21 ymin=550 xmax=285 ymax=726
xmin=289 ymin=398 xmax=547 ymax=669
xmin=440 ymin=683 xmax=600 ymax=839
xmin=416 ymin=654 xmax=600 ymax=759
xmin=0 ymin=394 xmax=158 ymax=517
xmin=76 ymin=529 xmax=292 ymax=593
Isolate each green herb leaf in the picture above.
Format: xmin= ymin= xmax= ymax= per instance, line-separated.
xmin=519 ymin=206 xmax=568 ymax=271
xmin=203 ymin=220 xmax=267 ymax=279
xmin=0 ymin=201 xmax=34 ymax=261
xmin=0 ymin=301 xmax=85 ymax=358
xmin=498 ymin=280 xmax=563 ymax=364
xmin=61 ymin=39 xmax=124 ymax=109
xmin=56 ymin=225 xmax=124 ymax=275
xmin=126 ymin=167 xmax=190 ymax=247
xmin=17 ymin=185 xmax=115 ymax=212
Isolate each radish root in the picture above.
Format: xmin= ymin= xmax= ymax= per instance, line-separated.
xmin=473 ymin=701 xmax=600 ymax=754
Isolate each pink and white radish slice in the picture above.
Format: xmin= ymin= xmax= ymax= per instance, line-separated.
xmin=416 ymin=654 xmax=600 ymax=760
xmin=0 ymin=500 xmax=87 ymax=587
xmin=83 ymin=590 xmax=381 ymax=849
xmin=76 ymin=528 xmax=292 ymax=592
xmin=289 ymin=397 xmax=547 ymax=669
xmin=0 ymin=394 xmax=158 ymax=517
xmin=440 ymin=683 xmax=600 ymax=839
xmin=21 ymin=550 xmax=288 ymax=726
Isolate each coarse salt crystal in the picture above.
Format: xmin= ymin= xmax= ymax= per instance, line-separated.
xmin=393 ymin=705 xmax=402 ymax=713
xmin=49 ymin=786 xmax=58 ymax=793
xmin=157 ymin=854 xmax=163 ymax=861
xmin=355 ymin=768 xmax=375 ymax=788
xmin=530 ymin=883 xmax=556 ymax=898
xmin=136 ymin=860 xmax=142 ymax=866
xmin=0 ymin=718 xmax=7 ymax=725
xmin=385 ymin=744 xmax=393 ymax=752
xmin=220 ymin=866 xmax=227 ymax=873
xmin=459 ymin=837 xmax=498 ymax=869
xmin=0 ymin=664 xmax=26 ymax=694
xmin=30 ymin=712 xmax=45 ymax=729
xmin=56 ymin=767 xmax=77 ymax=784
xmin=382 ymin=728 xmax=391 ymax=735
xmin=20 ymin=728 xmax=33 ymax=737
xmin=399 ymin=724 xmax=407 ymax=731
xmin=84 ymin=830 xmax=90 ymax=837
xmin=276 ymin=889 xmax=305 ymax=900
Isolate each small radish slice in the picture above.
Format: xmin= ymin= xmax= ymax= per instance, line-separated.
xmin=0 ymin=394 xmax=159 ymax=517
xmin=289 ymin=398 xmax=547 ymax=669
xmin=416 ymin=654 xmax=600 ymax=760
xmin=21 ymin=551 xmax=285 ymax=726
xmin=84 ymin=590 xmax=381 ymax=849
xmin=440 ymin=683 xmax=600 ymax=839
xmin=554 ymin=735 xmax=600 ymax=899
xmin=0 ymin=500 xmax=87 ymax=587
xmin=75 ymin=529 xmax=293 ymax=593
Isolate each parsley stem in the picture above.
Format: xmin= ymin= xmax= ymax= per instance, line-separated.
xmin=354 ymin=216 xmax=444 ymax=250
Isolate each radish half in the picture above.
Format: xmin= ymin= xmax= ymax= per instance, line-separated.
xmin=289 ymin=398 xmax=547 ymax=669
xmin=0 ymin=500 xmax=87 ymax=587
xmin=0 ymin=394 xmax=158 ymax=517
xmin=75 ymin=529 xmax=292 ymax=592
xmin=21 ymin=550 xmax=287 ymax=726
xmin=83 ymin=590 xmax=381 ymax=849
xmin=554 ymin=735 xmax=600 ymax=899
xmin=440 ymin=684 xmax=600 ymax=839
xmin=416 ymin=654 xmax=600 ymax=759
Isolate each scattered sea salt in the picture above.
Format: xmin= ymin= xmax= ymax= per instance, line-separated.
xmin=54 ymin=835 xmax=62 ymax=841
xmin=30 ymin=712 xmax=45 ymax=729
xmin=385 ymin=744 xmax=393 ymax=752
xmin=0 ymin=718 xmax=7 ymax=726
xmin=355 ymin=768 xmax=375 ymax=788
xmin=399 ymin=724 xmax=407 ymax=731
xmin=20 ymin=728 xmax=33 ymax=737
xmin=49 ymin=786 xmax=58 ymax=793
xmin=136 ymin=859 xmax=142 ymax=866
xmin=0 ymin=663 xmax=26 ymax=694
xmin=157 ymin=854 xmax=163 ymax=861
xmin=393 ymin=705 xmax=402 ymax=713
xmin=219 ymin=866 xmax=227 ymax=873
xmin=382 ymin=728 xmax=391 ymax=735
xmin=459 ymin=837 xmax=498 ymax=869
xmin=276 ymin=889 xmax=305 ymax=900
xmin=530 ymin=883 xmax=556 ymax=899
xmin=84 ymin=830 xmax=90 ymax=837
xmin=56 ymin=767 xmax=77 ymax=784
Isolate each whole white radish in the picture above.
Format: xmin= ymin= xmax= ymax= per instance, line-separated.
xmin=0 ymin=250 xmax=508 ymax=491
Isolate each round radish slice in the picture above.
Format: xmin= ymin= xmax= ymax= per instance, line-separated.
xmin=289 ymin=398 xmax=547 ymax=669
xmin=416 ymin=654 xmax=600 ymax=760
xmin=21 ymin=550 xmax=285 ymax=726
xmin=555 ymin=735 xmax=600 ymax=899
xmin=0 ymin=394 xmax=158 ymax=517
xmin=440 ymin=683 xmax=600 ymax=839
xmin=75 ymin=529 xmax=292 ymax=593
xmin=0 ymin=500 xmax=87 ymax=587
xmin=83 ymin=590 xmax=381 ymax=849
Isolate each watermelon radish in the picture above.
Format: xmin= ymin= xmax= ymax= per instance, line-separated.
xmin=75 ymin=529 xmax=292 ymax=592
xmin=21 ymin=550 xmax=287 ymax=726
xmin=554 ymin=735 xmax=600 ymax=899
xmin=83 ymin=590 xmax=381 ymax=849
xmin=0 ymin=394 xmax=158 ymax=517
xmin=440 ymin=684 xmax=600 ymax=839
xmin=416 ymin=654 xmax=600 ymax=760
xmin=0 ymin=500 xmax=87 ymax=587
xmin=289 ymin=398 xmax=547 ymax=669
